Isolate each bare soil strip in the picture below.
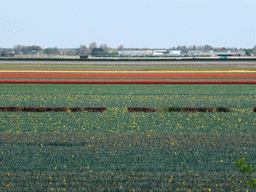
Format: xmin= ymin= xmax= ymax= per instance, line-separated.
xmin=0 ymin=107 xmax=107 ymax=112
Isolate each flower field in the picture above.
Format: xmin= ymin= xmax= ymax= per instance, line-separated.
xmin=1 ymin=63 xmax=256 ymax=191
xmin=1 ymin=68 xmax=256 ymax=83
xmin=1 ymin=133 xmax=255 ymax=191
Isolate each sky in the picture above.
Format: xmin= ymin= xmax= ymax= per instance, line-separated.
xmin=0 ymin=0 xmax=255 ymax=49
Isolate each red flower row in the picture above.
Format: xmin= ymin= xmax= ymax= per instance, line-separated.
xmin=1 ymin=81 xmax=256 ymax=84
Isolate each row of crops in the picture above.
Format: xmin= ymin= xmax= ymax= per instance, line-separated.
xmin=1 ymin=64 xmax=256 ymax=190
xmin=1 ymin=132 xmax=255 ymax=191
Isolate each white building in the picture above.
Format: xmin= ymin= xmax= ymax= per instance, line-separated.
xmin=119 ymin=50 xmax=153 ymax=57
xmin=169 ymin=50 xmax=182 ymax=56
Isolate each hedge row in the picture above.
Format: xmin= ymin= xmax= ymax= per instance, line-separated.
xmin=1 ymin=58 xmax=256 ymax=62
xmin=0 ymin=107 xmax=107 ymax=112
xmin=163 ymin=106 xmax=232 ymax=112
xmin=127 ymin=107 xmax=158 ymax=112
xmin=128 ymin=106 xmax=234 ymax=112
xmin=1 ymin=106 xmax=256 ymax=112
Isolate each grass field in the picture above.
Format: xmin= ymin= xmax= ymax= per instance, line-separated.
xmin=1 ymin=63 xmax=256 ymax=191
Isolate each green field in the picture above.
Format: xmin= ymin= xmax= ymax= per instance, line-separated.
xmin=1 ymin=83 xmax=256 ymax=190
xmin=1 ymin=133 xmax=255 ymax=191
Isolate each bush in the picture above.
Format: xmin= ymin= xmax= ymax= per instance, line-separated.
xmin=197 ymin=107 xmax=214 ymax=112
xmin=127 ymin=107 xmax=157 ymax=112
xmin=82 ymin=107 xmax=107 ymax=112
xmin=216 ymin=107 xmax=232 ymax=112
xmin=69 ymin=107 xmax=82 ymax=112
xmin=165 ymin=106 xmax=183 ymax=112
xmin=183 ymin=107 xmax=197 ymax=112
xmin=53 ymin=107 xmax=68 ymax=112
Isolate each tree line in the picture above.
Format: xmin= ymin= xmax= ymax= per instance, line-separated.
xmin=1 ymin=43 xmax=256 ymax=56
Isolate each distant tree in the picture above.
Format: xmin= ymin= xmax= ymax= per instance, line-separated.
xmin=99 ymin=44 xmax=108 ymax=50
xmin=90 ymin=48 xmax=106 ymax=57
xmin=89 ymin=42 xmax=97 ymax=50
xmin=171 ymin=46 xmax=176 ymax=50
xmin=176 ymin=46 xmax=182 ymax=50
xmin=182 ymin=46 xmax=187 ymax=51
xmin=53 ymin=47 xmax=59 ymax=54
xmin=221 ymin=47 xmax=227 ymax=52
xmin=44 ymin=47 xmax=58 ymax=55
xmin=77 ymin=45 xmax=88 ymax=55
xmin=192 ymin=45 xmax=197 ymax=50
xmin=244 ymin=49 xmax=254 ymax=55
xmin=187 ymin=45 xmax=193 ymax=50
xmin=197 ymin=45 xmax=203 ymax=50
xmin=177 ymin=46 xmax=187 ymax=55
xmin=165 ymin=49 xmax=170 ymax=54
xmin=15 ymin=45 xmax=42 ymax=54
xmin=203 ymin=44 xmax=213 ymax=50
xmin=105 ymin=48 xmax=118 ymax=56
xmin=80 ymin=45 xmax=87 ymax=50
xmin=117 ymin=45 xmax=124 ymax=51
xmin=13 ymin=45 xmax=24 ymax=53
xmin=44 ymin=48 xmax=51 ymax=55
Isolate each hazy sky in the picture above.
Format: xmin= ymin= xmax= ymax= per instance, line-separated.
xmin=1 ymin=0 xmax=255 ymax=49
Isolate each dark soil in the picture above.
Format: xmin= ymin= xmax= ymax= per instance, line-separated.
xmin=127 ymin=107 xmax=158 ymax=112
xmin=69 ymin=107 xmax=83 ymax=112
xmin=0 ymin=106 xmax=107 ymax=112
xmin=183 ymin=107 xmax=214 ymax=112
xmin=82 ymin=107 xmax=107 ymax=112
xmin=53 ymin=107 xmax=68 ymax=112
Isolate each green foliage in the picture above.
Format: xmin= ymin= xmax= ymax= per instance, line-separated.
xmin=165 ymin=106 xmax=183 ymax=112
xmin=216 ymin=106 xmax=232 ymax=112
xmin=244 ymin=49 xmax=254 ymax=56
xmin=1 ymin=133 xmax=256 ymax=191
xmin=1 ymin=78 xmax=256 ymax=190
xmin=233 ymin=158 xmax=256 ymax=188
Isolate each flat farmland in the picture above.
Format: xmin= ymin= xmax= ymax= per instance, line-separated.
xmin=2 ymin=62 xmax=256 ymax=82
xmin=0 ymin=62 xmax=256 ymax=191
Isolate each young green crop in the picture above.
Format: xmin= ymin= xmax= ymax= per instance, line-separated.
xmin=233 ymin=158 xmax=256 ymax=188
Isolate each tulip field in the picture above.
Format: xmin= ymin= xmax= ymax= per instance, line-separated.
xmin=1 ymin=62 xmax=256 ymax=191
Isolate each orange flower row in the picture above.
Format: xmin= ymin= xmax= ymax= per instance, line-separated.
xmin=1 ymin=76 xmax=256 ymax=79
xmin=1 ymin=81 xmax=256 ymax=84
xmin=1 ymin=73 xmax=256 ymax=76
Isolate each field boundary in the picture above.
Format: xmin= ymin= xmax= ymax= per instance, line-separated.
xmin=1 ymin=57 xmax=256 ymax=62
xmin=1 ymin=80 xmax=256 ymax=84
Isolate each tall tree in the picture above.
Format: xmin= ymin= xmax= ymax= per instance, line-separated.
xmin=89 ymin=42 xmax=97 ymax=50
xmin=80 ymin=45 xmax=87 ymax=50
xmin=244 ymin=49 xmax=254 ymax=55
xmin=176 ymin=46 xmax=182 ymax=50
xmin=99 ymin=44 xmax=108 ymax=50
xmin=117 ymin=45 xmax=124 ymax=51
xmin=203 ymin=44 xmax=213 ymax=50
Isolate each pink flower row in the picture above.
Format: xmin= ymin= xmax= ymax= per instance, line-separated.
xmin=0 ymin=81 xmax=256 ymax=84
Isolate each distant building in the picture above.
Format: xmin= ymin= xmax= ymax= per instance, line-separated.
xmin=66 ymin=50 xmax=77 ymax=56
xmin=169 ymin=50 xmax=182 ymax=56
xmin=1 ymin=51 xmax=15 ymax=57
xmin=119 ymin=50 xmax=153 ymax=57
xmin=187 ymin=50 xmax=246 ymax=57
